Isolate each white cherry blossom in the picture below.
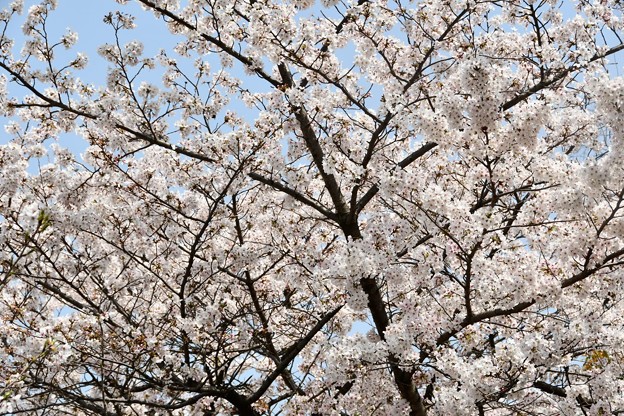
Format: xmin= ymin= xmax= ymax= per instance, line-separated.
xmin=1 ymin=0 xmax=624 ymax=415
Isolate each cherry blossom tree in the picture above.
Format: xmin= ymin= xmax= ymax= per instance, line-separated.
xmin=2 ymin=0 xmax=624 ymax=414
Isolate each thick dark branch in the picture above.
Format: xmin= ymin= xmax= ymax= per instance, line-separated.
xmin=562 ymin=247 xmax=624 ymax=288
xmin=463 ymin=243 xmax=482 ymax=320
xmin=436 ymin=299 xmax=536 ymax=346
xmin=0 ymin=61 xmax=216 ymax=164
xmin=359 ymin=277 xmax=426 ymax=416
xmin=181 ymin=169 xmax=241 ymax=315
xmin=533 ymin=381 xmax=567 ymax=398
xmin=31 ymin=277 xmax=87 ymax=311
xmin=398 ymin=142 xmax=440 ymax=169
xmin=397 ymin=233 xmax=433 ymax=258
xmin=321 ymin=0 xmax=369 ymax=53
xmin=435 ymin=244 xmax=624 ymax=349
xmin=229 ymin=195 xmax=303 ymax=395
xmin=249 ymin=305 xmax=343 ymax=402
xmin=113 ymin=124 xmax=217 ymax=163
xmin=136 ymin=0 xmax=280 ymax=88
xmin=502 ymin=43 xmax=624 ymax=111
xmin=249 ymin=172 xmax=338 ymax=220
xmin=403 ymin=8 xmax=470 ymax=93
xmin=32 ymin=380 xmax=245 ymax=414
xmin=360 ymin=277 xmax=390 ymax=338
xmin=356 ymin=142 xmax=438 ymax=213
xmin=278 ymin=64 xmax=351 ymax=225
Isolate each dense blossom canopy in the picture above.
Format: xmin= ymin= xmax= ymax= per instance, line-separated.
xmin=1 ymin=0 xmax=624 ymax=414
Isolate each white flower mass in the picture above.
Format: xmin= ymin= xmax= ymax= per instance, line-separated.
xmin=1 ymin=0 xmax=624 ymax=415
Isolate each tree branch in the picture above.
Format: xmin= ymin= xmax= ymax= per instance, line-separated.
xmin=356 ymin=142 xmax=438 ymax=213
xmin=249 ymin=172 xmax=338 ymax=220
xmin=249 ymin=305 xmax=343 ymax=402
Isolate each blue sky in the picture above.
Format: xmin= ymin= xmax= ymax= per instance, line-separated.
xmin=4 ymin=0 xmax=175 ymax=85
xmin=1 ymin=1 xmax=195 ymax=165
xmin=3 ymin=0 xmax=623 ymax=175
